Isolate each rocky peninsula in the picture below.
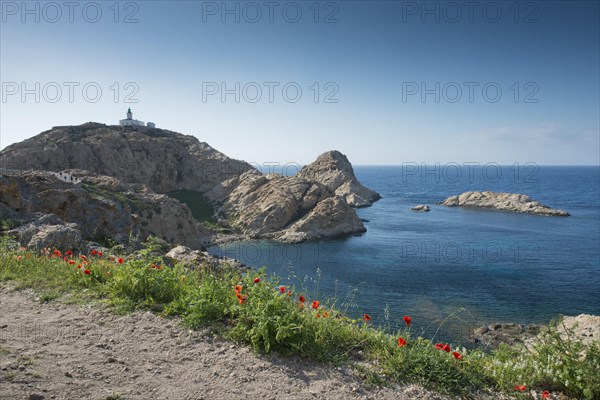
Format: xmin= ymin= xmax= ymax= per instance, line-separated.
xmin=439 ymin=191 xmax=570 ymax=216
xmin=0 ymin=123 xmax=380 ymax=251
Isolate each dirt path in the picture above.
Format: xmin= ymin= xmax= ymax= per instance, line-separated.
xmin=0 ymin=284 xmax=451 ymax=400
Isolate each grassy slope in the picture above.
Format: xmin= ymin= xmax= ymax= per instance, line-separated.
xmin=0 ymin=238 xmax=598 ymax=399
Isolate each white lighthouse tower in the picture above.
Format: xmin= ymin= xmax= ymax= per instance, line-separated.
xmin=119 ymin=108 xmax=145 ymax=127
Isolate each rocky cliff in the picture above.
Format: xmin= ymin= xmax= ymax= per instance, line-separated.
xmin=0 ymin=123 xmax=380 ymax=249
xmin=439 ymin=191 xmax=570 ymax=216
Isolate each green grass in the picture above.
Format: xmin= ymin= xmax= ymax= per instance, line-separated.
xmin=0 ymin=237 xmax=598 ymax=399
xmin=167 ymin=189 xmax=216 ymax=222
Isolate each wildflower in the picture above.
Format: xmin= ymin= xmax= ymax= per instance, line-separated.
xmin=91 ymin=249 xmax=98 ymax=256
xmin=299 ymin=295 xmax=305 ymax=303
xmin=443 ymin=344 xmax=451 ymax=353
xmin=299 ymin=302 xmax=305 ymax=309
xmin=68 ymin=260 xmax=75 ymax=265
xmin=542 ymin=390 xmax=550 ymax=398
xmin=323 ymin=311 xmax=329 ymax=318
xmin=77 ymin=265 xmax=82 ymax=269
xmin=155 ymin=265 xmax=162 ymax=270
xmin=98 ymin=252 xmax=103 ymax=257
xmin=65 ymin=251 xmax=73 ymax=256
xmin=81 ymin=255 xmax=87 ymax=260
xmin=316 ymin=314 xmax=321 ymax=319
xmin=403 ymin=315 xmax=412 ymax=326
xmin=311 ymin=300 xmax=320 ymax=309
xmin=109 ymin=255 xmax=115 ymax=261
xmin=287 ymin=290 xmax=291 ymax=297
xmin=53 ymin=250 xmax=62 ymax=257
xmin=16 ymin=255 xmax=23 ymax=261
xmin=236 ymin=292 xmax=247 ymax=305
xmin=514 ymin=385 xmax=526 ymax=392
xmin=117 ymin=257 xmax=123 ymax=264
xmin=253 ymin=277 xmax=260 ymax=283
xmin=452 ymin=351 xmax=462 ymax=360
xmin=83 ymin=269 xmax=91 ymax=275
xmin=397 ymin=337 xmax=407 ymax=347
xmin=363 ymin=314 xmax=372 ymax=322
xmin=435 ymin=343 xmax=444 ymax=350
xmin=279 ymin=286 xmax=285 ymax=293
xmin=234 ymin=285 xmax=243 ymax=293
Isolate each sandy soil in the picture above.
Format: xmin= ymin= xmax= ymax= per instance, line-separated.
xmin=0 ymin=284 xmax=455 ymax=400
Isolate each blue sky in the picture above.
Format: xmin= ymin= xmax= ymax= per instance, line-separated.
xmin=1 ymin=0 xmax=598 ymax=165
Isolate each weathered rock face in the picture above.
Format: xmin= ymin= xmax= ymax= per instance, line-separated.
xmin=0 ymin=122 xmax=254 ymax=194
xmin=275 ymin=196 xmax=366 ymax=243
xmin=297 ymin=151 xmax=381 ymax=207
xmin=411 ymin=205 xmax=430 ymax=212
xmin=1 ymin=124 xmax=381 ymax=246
xmin=439 ymin=191 xmax=570 ymax=216
xmin=0 ymin=170 xmax=210 ymax=249
xmin=10 ymin=214 xmax=83 ymax=250
xmin=166 ymin=245 xmax=244 ymax=270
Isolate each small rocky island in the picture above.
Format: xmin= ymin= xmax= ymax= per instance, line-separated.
xmin=439 ymin=191 xmax=570 ymax=216
xmin=0 ymin=122 xmax=381 ymax=250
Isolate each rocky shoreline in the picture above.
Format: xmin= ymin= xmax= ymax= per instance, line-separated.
xmin=439 ymin=191 xmax=570 ymax=216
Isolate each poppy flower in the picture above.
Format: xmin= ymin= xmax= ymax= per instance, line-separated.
xmin=287 ymin=290 xmax=291 ymax=297
xmin=83 ymin=269 xmax=91 ymax=275
xmin=234 ymin=285 xmax=243 ymax=293
xmin=53 ymin=250 xmax=62 ymax=257
xmin=117 ymin=257 xmax=123 ymax=264
xmin=65 ymin=251 xmax=73 ymax=256
xmin=253 ymin=277 xmax=260 ymax=283
xmin=311 ymin=300 xmax=320 ymax=309
xmin=514 ymin=385 xmax=526 ymax=392
xmin=236 ymin=293 xmax=248 ymax=304
xmin=443 ymin=344 xmax=451 ymax=353
xmin=91 ymin=249 xmax=98 ymax=256
xmin=452 ymin=351 xmax=462 ymax=360
xmin=68 ymin=260 xmax=75 ymax=265
xmin=363 ymin=314 xmax=372 ymax=322
xmin=299 ymin=295 xmax=305 ymax=303
xmin=77 ymin=265 xmax=82 ymax=269
xmin=16 ymin=255 xmax=23 ymax=261
xmin=323 ymin=311 xmax=329 ymax=318
xmin=155 ymin=265 xmax=162 ymax=270
xmin=98 ymin=252 xmax=103 ymax=257
xmin=397 ymin=337 xmax=407 ymax=347
xmin=316 ymin=314 xmax=321 ymax=319
xmin=542 ymin=390 xmax=550 ymax=398
xmin=299 ymin=302 xmax=305 ymax=309
xmin=80 ymin=255 xmax=87 ymax=260
xmin=403 ymin=316 xmax=412 ymax=326
xmin=279 ymin=286 xmax=285 ymax=293
xmin=434 ymin=343 xmax=444 ymax=350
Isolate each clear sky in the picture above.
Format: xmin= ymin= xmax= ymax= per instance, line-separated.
xmin=1 ymin=0 xmax=598 ymax=165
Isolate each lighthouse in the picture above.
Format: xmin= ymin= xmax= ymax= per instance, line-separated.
xmin=119 ymin=108 xmax=146 ymax=127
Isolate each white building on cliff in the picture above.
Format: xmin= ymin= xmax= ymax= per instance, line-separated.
xmin=119 ymin=108 xmax=156 ymax=128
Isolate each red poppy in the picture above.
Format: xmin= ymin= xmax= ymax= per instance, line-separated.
xmin=80 ymin=255 xmax=87 ymax=260
xmin=299 ymin=295 xmax=305 ymax=303
xmin=68 ymin=260 xmax=75 ymax=265
xmin=287 ymin=290 xmax=291 ymax=297
xmin=16 ymin=255 xmax=23 ymax=261
xmin=434 ymin=343 xmax=444 ymax=350
xmin=98 ymin=252 xmax=103 ymax=257
xmin=452 ymin=351 xmax=462 ymax=360
xmin=155 ymin=265 xmax=162 ymax=270
xmin=253 ymin=277 xmax=260 ymax=283
xmin=311 ymin=300 xmax=320 ymax=309
xmin=279 ymin=286 xmax=285 ymax=293
xmin=117 ymin=257 xmax=123 ymax=264
xmin=542 ymin=390 xmax=550 ymax=398
xmin=53 ymin=250 xmax=62 ymax=257
xmin=443 ymin=344 xmax=451 ymax=353
xmin=83 ymin=269 xmax=91 ymax=275
xmin=316 ymin=314 xmax=321 ymax=319
xmin=65 ymin=251 xmax=73 ymax=256
xmin=514 ymin=385 xmax=526 ymax=392
xmin=91 ymin=249 xmax=98 ymax=256
xmin=363 ymin=314 xmax=372 ymax=322
xmin=403 ymin=315 xmax=412 ymax=326
xmin=323 ymin=311 xmax=329 ymax=318
xmin=397 ymin=337 xmax=407 ymax=347
xmin=234 ymin=285 xmax=243 ymax=293
xmin=236 ymin=293 xmax=248 ymax=304
xmin=77 ymin=265 xmax=82 ymax=269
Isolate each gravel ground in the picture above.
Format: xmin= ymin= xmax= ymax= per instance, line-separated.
xmin=0 ymin=284 xmax=460 ymax=400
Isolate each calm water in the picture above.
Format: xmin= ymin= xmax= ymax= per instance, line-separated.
xmin=209 ymin=166 xmax=600 ymax=342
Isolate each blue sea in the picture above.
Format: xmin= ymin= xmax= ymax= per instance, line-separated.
xmin=209 ymin=165 xmax=600 ymax=343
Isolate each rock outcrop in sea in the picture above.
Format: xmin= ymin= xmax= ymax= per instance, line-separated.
xmin=439 ymin=191 xmax=570 ymax=216
xmin=0 ymin=123 xmax=380 ymax=249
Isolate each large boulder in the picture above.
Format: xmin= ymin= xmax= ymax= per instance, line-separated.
xmin=297 ymin=151 xmax=381 ymax=207
xmin=439 ymin=191 xmax=570 ymax=216
xmin=9 ymin=214 xmax=82 ymax=250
